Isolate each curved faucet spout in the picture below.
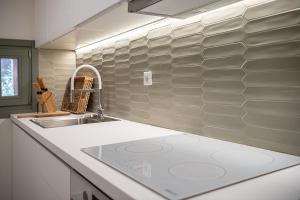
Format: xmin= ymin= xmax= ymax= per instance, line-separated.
xmin=70 ymin=64 xmax=104 ymax=120
xmin=70 ymin=64 xmax=102 ymax=91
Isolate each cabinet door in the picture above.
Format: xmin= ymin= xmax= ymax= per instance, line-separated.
xmin=12 ymin=124 xmax=70 ymax=200
xmin=35 ymin=0 xmax=120 ymax=47
xmin=71 ymin=169 xmax=111 ymax=200
xmin=34 ymin=0 xmax=48 ymax=47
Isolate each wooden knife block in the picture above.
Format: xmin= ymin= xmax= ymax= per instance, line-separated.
xmin=37 ymin=91 xmax=57 ymax=113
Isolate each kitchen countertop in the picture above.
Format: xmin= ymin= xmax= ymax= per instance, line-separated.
xmin=11 ymin=115 xmax=300 ymax=200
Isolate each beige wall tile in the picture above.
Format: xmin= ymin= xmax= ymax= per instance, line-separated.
xmin=38 ymin=49 xmax=76 ymax=109
xmin=77 ymin=0 xmax=300 ymax=155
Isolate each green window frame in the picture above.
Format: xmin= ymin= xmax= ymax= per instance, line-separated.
xmin=0 ymin=39 xmax=38 ymax=118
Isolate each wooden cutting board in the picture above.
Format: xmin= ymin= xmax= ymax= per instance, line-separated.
xmin=17 ymin=111 xmax=70 ymax=118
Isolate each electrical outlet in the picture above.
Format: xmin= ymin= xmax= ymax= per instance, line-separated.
xmin=144 ymin=71 xmax=152 ymax=86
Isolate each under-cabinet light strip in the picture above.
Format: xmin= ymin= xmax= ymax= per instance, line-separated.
xmin=75 ymin=0 xmax=273 ymax=54
xmin=75 ymin=18 xmax=176 ymax=54
xmin=75 ymin=11 xmax=206 ymax=54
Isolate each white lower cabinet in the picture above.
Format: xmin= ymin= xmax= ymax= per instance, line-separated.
xmin=12 ymin=124 xmax=70 ymax=200
xmin=71 ymin=169 xmax=111 ymax=200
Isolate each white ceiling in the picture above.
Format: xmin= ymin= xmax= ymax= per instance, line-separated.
xmin=42 ymin=1 xmax=162 ymax=50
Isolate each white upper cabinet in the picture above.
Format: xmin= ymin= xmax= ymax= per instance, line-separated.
xmin=35 ymin=0 xmax=120 ymax=47
xmin=35 ymin=0 xmax=48 ymax=47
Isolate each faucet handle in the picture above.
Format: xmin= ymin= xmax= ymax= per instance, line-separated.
xmin=96 ymin=106 xmax=104 ymax=120
xmin=70 ymin=89 xmax=75 ymax=103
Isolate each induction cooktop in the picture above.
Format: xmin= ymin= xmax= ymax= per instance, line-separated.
xmin=82 ymin=134 xmax=300 ymax=200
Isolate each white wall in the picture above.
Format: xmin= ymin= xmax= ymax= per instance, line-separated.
xmin=0 ymin=2 xmax=34 ymax=200
xmin=0 ymin=0 xmax=34 ymax=40
xmin=0 ymin=119 xmax=12 ymax=200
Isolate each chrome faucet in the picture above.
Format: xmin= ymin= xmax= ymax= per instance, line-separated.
xmin=70 ymin=64 xmax=104 ymax=120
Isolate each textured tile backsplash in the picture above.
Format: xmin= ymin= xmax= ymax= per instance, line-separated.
xmin=38 ymin=49 xmax=76 ymax=108
xmin=76 ymin=0 xmax=300 ymax=155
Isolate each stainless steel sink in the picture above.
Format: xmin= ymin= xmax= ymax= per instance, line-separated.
xmin=31 ymin=115 xmax=119 ymax=128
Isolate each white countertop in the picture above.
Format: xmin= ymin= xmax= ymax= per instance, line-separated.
xmin=11 ymin=115 xmax=300 ymax=200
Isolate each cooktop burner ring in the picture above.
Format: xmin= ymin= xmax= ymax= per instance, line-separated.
xmin=115 ymin=142 xmax=173 ymax=154
xmin=163 ymin=134 xmax=201 ymax=145
xmin=168 ymin=162 xmax=226 ymax=181
xmin=211 ymin=148 xmax=275 ymax=167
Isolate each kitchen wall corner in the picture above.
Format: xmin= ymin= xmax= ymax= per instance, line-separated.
xmin=0 ymin=119 xmax=12 ymax=200
xmin=76 ymin=0 xmax=300 ymax=155
xmin=38 ymin=49 xmax=76 ymax=108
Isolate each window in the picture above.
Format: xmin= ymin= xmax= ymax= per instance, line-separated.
xmin=1 ymin=58 xmax=19 ymax=96
xmin=0 ymin=39 xmax=37 ymax=118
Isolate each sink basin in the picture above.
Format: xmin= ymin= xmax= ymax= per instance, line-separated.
xmin=31 ymin=115 xmax=119 ymax=128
